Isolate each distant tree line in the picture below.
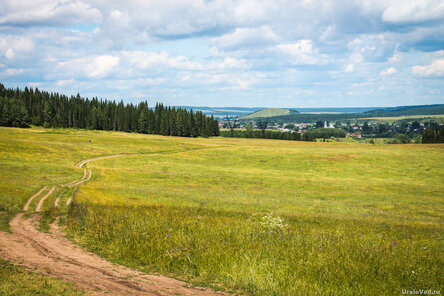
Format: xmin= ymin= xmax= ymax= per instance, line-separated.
xmin=220 ymin=128 xmax=314 ymax=141
xmin=422 ymin=126 xmax=444 ymax=143
xmin=305 ymin=128 xmax=346 ymax=139
xmin=0 ymin=84 xmax=219 ymax=137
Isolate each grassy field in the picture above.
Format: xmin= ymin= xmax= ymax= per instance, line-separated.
xmin=0 ymin=258 xmax=85 ymax=296
xmin=0 ymin=126 xmax=443 ymax=295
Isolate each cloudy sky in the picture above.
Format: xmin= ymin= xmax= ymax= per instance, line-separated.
xmin=1 ymin=0 xmax=444 ymax=107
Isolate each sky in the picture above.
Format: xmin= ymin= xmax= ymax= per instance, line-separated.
xmin=0 ymin=0 xmax=444 ymax=108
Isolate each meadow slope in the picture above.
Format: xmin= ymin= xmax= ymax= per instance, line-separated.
xmin=0 ymin=126 xmax=443 ymax=295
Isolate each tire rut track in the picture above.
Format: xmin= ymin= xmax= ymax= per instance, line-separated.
xmin=0 ymin=149 xmax=230 ymax=296
xmin=35 ymin=186 xmax=55 ymax=212
xmin=23 ymin=186 xmax=47 ymax=211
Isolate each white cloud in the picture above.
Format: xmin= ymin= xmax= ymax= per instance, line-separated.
xmin=412 ymin=59 xmax=444 ymax=77
xmin=344 ymin=64 xmax=354 ymax=72
xmin=233 ymin=0 xmax=279 ymax=25
xmin=430 ymin=50 xmax=444 ymax=57
xmin=388 ymin=51 xmax=402 ymax=63
xmin=380 ymin=67 xmax=397 ymax=76
xmin=0 ymin=0 xmax=102 ymax=26
xmin=347 ymin=35 xmax=393 ymax=62
xmin=5 ymin=48 xmax=14 ymax=59
xmin=277 ymin=40 xmax=313 ymax=56
xmin=122 ymin=51 xmax=170 ymax=70
xmin=56 ymin=79 xmax=75 ymax=86
xmin=88 ymin=55 xmax=119 ymax=78
xmin=54 ymin=55 xmax=119 ymax=79
xmin=3 ymin=68 xmax=24 ymax=76
xmin=210 ymin=57 xmax=248 ymax=70
xmin=382 ymin=0 xmax=444 ymax=23
xmin=143 ymin=78 xmax=165 ymax=86
xmin=211 ymin=26 xmax=279 ymax=50
xmin=121 ymin=50 xmax=247 ymax=72
xmin=277 ymin=40 xmax=327 ymax=65
xmin=0 ymin=0 xmax=443 ymax=107
xmin=0 ymin=36 xmax=35 ymax=60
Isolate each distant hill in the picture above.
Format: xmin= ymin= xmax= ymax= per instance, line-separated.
xmin=258 ymin=104 xmax=444 ymax=124
xmin=364 ymin=104 xmax=444 ymax=116
xmin=296 ymin=107 xmax=376 ymax=113
xmin=175 ymin=106 xmax=263 ymax=118
xmin=241 ymin=108 xmax=299 ymax=119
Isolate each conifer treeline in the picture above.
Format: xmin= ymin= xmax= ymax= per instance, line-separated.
xmin=422 ymin=126 xmax=444 ymax=143
xmin=0 ymin=84 xmax=219 ymax=137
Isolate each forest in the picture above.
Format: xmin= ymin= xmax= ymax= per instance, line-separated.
xmin=0 ymin=84 xmax=219 ymax=137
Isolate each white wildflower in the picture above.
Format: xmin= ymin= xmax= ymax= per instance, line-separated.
xmin=260 ymin=213 xmax=288 ymax=232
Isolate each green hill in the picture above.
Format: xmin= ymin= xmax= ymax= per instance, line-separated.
xmin=364 ymin=104 xmax=444 ymax=116
xmin=241 ymin=108 xmax=298 ymax=119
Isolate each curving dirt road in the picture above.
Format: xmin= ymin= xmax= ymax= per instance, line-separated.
xmin=0 ymin=154 xmax=227 ymax=296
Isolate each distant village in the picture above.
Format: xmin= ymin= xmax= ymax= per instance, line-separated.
xmin=219 ymin=118 xmax=435 ymax=140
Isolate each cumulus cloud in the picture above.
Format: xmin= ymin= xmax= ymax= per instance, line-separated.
xmin=0 ymin=0 xmax=102 ymax=26
xmin=380 ymin=67 xmax=397 ymax=76
xmin=54 ymin=55 xmax=119 ymax=79
xmin=88 ymin=55 xmax=119 ymax=78
xmin=180 ymin=73 xmax=253 ymax=89
xmin=277 ymin=40 xmax=328 ymax=65
xmin=0 ymin=36 xmax=35 ymax=60
xmin=211 ymin=26 xmax=279 ymax=50
xmin=0 ymin=0 xmax=443 ymax=106
xmin=2 ymin=68 xmax=24 ymax=76
xmin=388 ymin=51 xmax=402 ymax=63
xmin=344 ymin=64 xmax=355 ymax=72
xmin=121 ymin=50 xmax=247 ymax=72
xmin=412 ymin=59 xmax=444 ymax=77
xmin=347 ymin=35 xmax=395 ymax=62
xmin=382 ymin=0 xmax=444 ymax=24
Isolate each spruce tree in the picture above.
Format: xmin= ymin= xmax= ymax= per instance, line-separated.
xmin=138 ymin=110 xmax=148 ymax=133
xmin=1 ymin=101 xmax=10 ymax=126
xmin=42 ymin=102 xmax=52 ymax=128
xmin=160 ymin=109 xmax=169 ymax=136
xmin=439 ymin=125 xmax=444 ymax=143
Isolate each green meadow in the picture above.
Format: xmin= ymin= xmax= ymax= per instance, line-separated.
xmin=0 ymin=126 xmax=443 ymax=295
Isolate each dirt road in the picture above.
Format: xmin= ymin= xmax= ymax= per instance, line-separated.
xmin=0 ymin=154 xmax=227 ymax=296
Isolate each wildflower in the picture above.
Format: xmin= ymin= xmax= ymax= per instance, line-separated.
xmin=260 ymin=213 xmax=288 ymax=232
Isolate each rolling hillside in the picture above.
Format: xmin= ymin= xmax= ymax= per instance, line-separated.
xmin=240 ymin=108 xmax=299 ymax=119
xmin=1 ymin=126 xmax=442 ymax=296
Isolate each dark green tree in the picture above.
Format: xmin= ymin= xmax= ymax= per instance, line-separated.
xmin=315 ymin=120 xmax=324 ymax=128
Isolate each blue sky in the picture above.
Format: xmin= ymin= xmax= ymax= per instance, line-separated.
xmin=0 ymin=0 xmax=443 ymax=107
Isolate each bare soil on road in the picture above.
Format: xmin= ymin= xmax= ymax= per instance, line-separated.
xmin=0 ymin=154 xmax=228 ymax=296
